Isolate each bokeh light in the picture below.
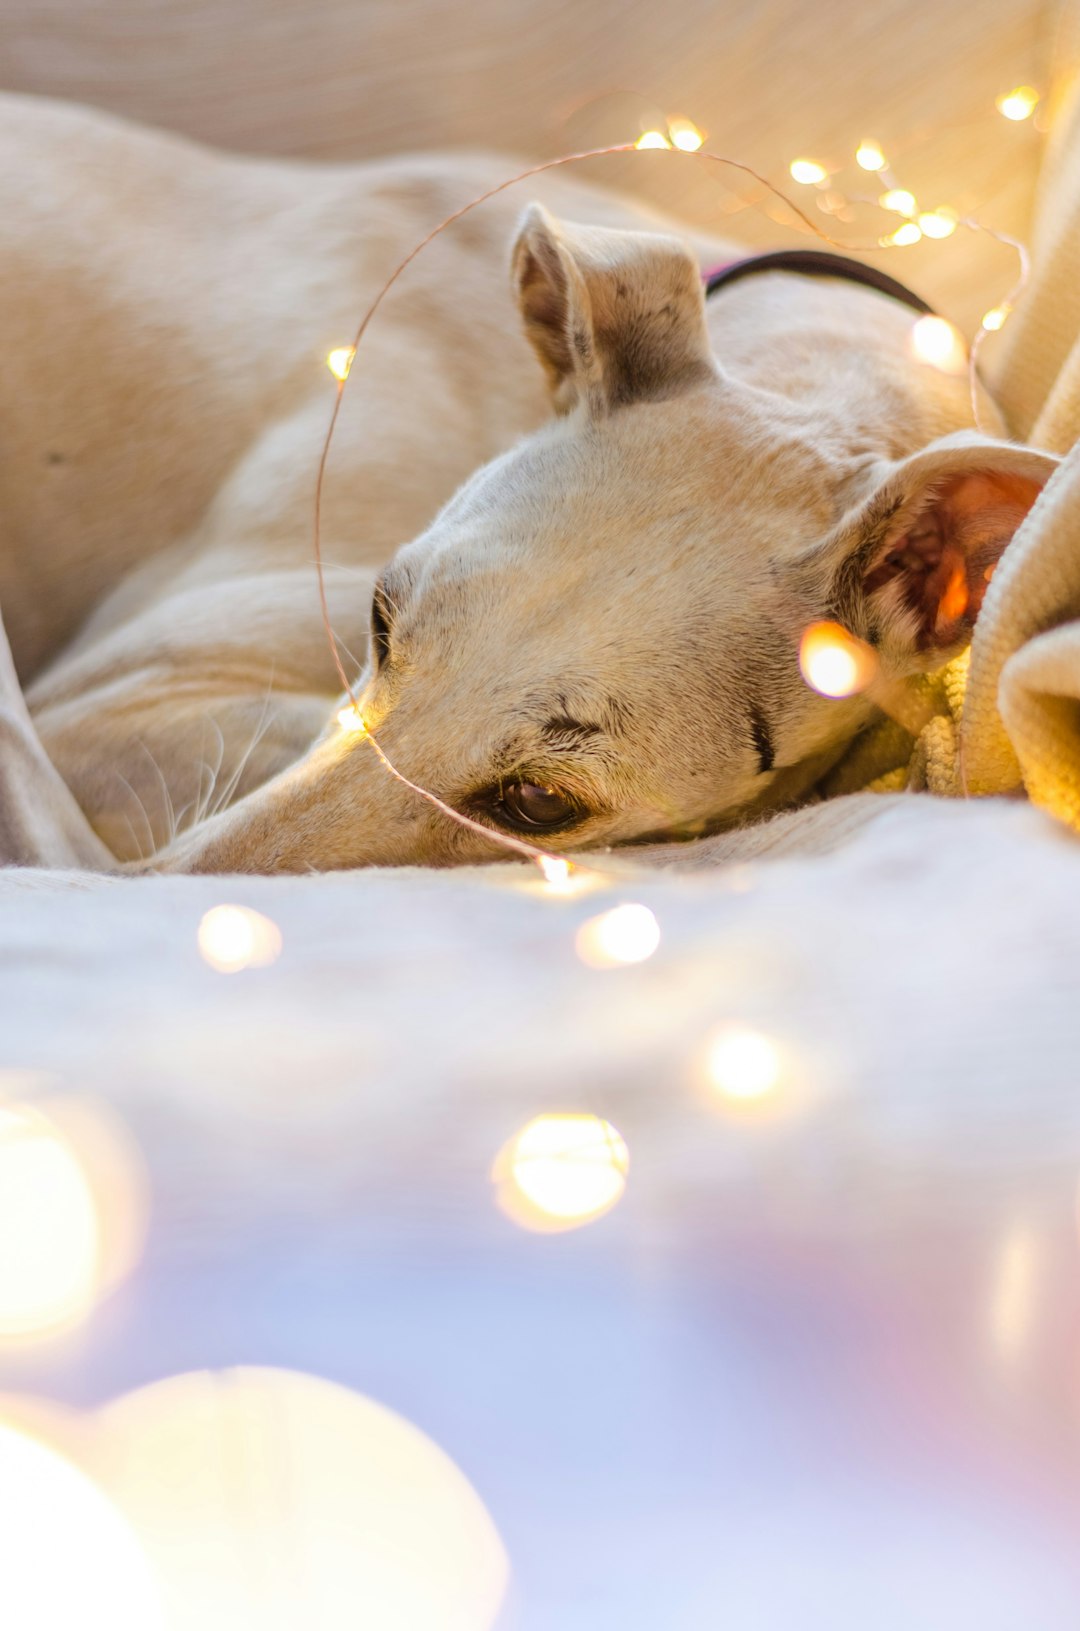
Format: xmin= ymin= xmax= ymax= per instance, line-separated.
xmin=799 ymin=621 xmax=878 ymax=698
xmin=91 ymin=1368 xmax=509 ymax=1631
xmin=0 ymin=1421 xmax=163 ymax=1631
xmin=996 ymin=86 xmax=1039 ymax=121
xmin=982 ymin=304 xmax=1011 ymax=332
xmin=538 ymin=855 xmax=573 ymax=890
xmin=705 ymin=1025 xmax=783 ymax=1104
xmin=335 ymin=701 xmax=368 ymax=735
xmin=989 ymin=1225 xmax=1038 ymax=1361
xmin=0 ymin=1105 xmax=101 ymax=1341
xmin=910 ymin=315 xmax=967 ymax=375
xmin=668 ymin=118 xmax=705 ymax=151
xmin=855 ymin=140 xmax=886 ymax=171
xmin=880 ymin=188 xmax=916 ymax=215
xmin=635 ymin=129 xmax=670 ymax=150
xmin=494 ymin=1114 xmax=629 ymax=1232
xmin=918 ymin=210 xmax=957 ymax=239
xmin=575 ymin=903 xmax=660 ymax=968
xmin=789 ymin=158 xmax=828 ymax=185
xmin=326 ymin=346 xmax=355 ymax=381
xmin=197 ymin=905 xmax=283 ymax=973
xmin=881 ymin=222 xmax=922 ymax=246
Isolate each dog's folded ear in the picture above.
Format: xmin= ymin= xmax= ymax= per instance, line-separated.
xmin=826 ymin=432 xmax=1060 ymax=668
xmin=511 ymin=203 xmax=717 ymax=414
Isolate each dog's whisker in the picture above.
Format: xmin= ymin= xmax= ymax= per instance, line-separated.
xmin=135 ymin=737 xmax=178 ymax=848
xmin=114 ymin=771 xmax=157 ymax=858
xmin=120 ymin=813 xmax=146 ymax=863
xmin=192 ymin=719 xmax=227 ymax=829
xmin=209 ymin=684 xmax=277 ymax=820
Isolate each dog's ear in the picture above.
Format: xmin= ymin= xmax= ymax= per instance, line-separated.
xmin=826 ymin=433 xmax=1059 ymax=668
xmin=511 ymin=203 xmax=717 ymax=414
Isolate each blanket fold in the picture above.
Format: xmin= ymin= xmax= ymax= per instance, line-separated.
xmin=823 ymin=56 xmax=1080 ymax=838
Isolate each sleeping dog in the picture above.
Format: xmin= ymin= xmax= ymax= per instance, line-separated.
xmin=0 ymin=94 xmax=1055 ymax=872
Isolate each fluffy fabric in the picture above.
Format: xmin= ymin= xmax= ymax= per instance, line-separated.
xmin=817 ymin=60 xmax=1080 ymax=831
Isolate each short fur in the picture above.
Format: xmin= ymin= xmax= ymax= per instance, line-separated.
xmin=0 ymin=95 xmax=1058 ymax=873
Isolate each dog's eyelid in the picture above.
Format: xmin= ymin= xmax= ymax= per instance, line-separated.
xmin=462 ymin=774 xmax=595 ymax=835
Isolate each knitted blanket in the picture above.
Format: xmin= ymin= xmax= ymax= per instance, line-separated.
xmin=822 ymin=60 xmax=1080 ymax=833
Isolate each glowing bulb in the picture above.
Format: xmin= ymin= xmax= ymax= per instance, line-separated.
xmin=636 ymin=130 xmax=670 ymax=149
xmin=197 ymin=905 xmax=282 ymax=974
xmin=789 ymin=158 xmax=828 ymax=185
xmin=881 ymin=221 xmax=922 ymax=247
xmin=982 ymin=304 xmax=1011 ymax=331
xmin=918 ymin=210 xmax=957 ymax=239
xmin=910 ymin=315 xmax=967 ymax=374
xmin=855 ymin=140 xmax=886 ymax=171
xmin=996 ymin=86 xmax=1039 ymax=121
xmin=0 ymin=1424 xmax=164 ymax=1631
xmin=880 ymin=188 xmax=916 ymax=215
xmin=799 ymin=621 xmax=878 ymax=698
xmin=0 ymin=1106 xmax=101 ymax=1340
xmin=326 ymin=347 xmax=356 ymax=381
xmin=494 ymin=1114 xmax=629 ymax=1231
xmin=706 ymin=1026 xmax=782 ymax=1102
xmin=336 ymin=702 xmax=368 ymax=735
xmin=668 ymin=118 xmax=705 ymax=151
xmin=538 ymin=855 xmax=572 ymax=889
xmin=575 ymin=903 xmax=660 ymax=968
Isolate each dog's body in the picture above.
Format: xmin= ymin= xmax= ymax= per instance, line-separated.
xmin=0 ymin=95 xmax=1056 ymax=873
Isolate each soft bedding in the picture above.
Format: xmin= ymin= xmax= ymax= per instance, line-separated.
xmin=4 ymin=4 xmax=1080 ymax=1626
xmin=4 ymin=795 xmax=1080 ymax=1625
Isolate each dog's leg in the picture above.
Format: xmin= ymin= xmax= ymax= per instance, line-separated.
xmin=0 ymin=602 xmax=114 ymax=868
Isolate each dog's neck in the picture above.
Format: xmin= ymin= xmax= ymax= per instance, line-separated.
xmin=700 ymin=259 xmax=998 ymax=446
xmin=704 ymin=250 xmax=933 ymax=317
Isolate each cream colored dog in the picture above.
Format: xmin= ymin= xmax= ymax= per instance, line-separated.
xmin=0 ymin=94 xmax=1056 ymax=873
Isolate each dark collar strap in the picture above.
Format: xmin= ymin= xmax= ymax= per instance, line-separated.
xmin=703 ymin=249 xmax=934 ymax=316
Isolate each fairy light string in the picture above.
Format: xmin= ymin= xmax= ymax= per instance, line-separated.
xmin=315 ymin=115 xmax=1034 ymax=872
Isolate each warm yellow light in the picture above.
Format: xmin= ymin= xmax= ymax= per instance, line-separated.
xmin=0 ymin=1423 xmax=164 ymax=1631
xmin=538 ymin=855 xmax=572 ymax=888
xmin=996 ymin=86 xmax=1039 ymax=121
xmin=789 ymin=158 xmax=828 ymax=185
xmin=988 ymin=1225 xmax=1038 ymax=1360
xmin=336 ymin=702 xmax=368 ymax=735
xmin=575 ymin=903 xmax=660 ymax=968
xmin=881 ymin=221 xmax=922 ymax=247
xmin=705 ymin=1026 xmax=782 ymax=1103
xmin=197 ymin=905 xmax=282 ymax=974
xmin=93 ymin=1368 xmax=509 ymax=1630
xmin=0 ymin=1106 xmax=101 ymax=1341
xmin=799 ymin=621 xmax=878 ymax=698
xmin=982 ymin=303 xmax=1011 ymax=332
xmin=910 ymin=315 xmax=967 ymax=374
xmin=879 ymin=188 xmax=916 ymax=215
xmin=855 ymin=140 xmax=886 ymax=172
xmin=917 ymin=210 xmax=957 ymax=239
xmin=668 ymin=118 xmax=705 ymax=152
xmin=326 ymin=346 xmax=356 ymax=381
xmin=494 ymin=1114 xmax=629 ymax=1231
xmin=636 ymin=129 xmax=671 ymax=150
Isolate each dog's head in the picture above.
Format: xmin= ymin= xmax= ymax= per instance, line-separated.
xmin=174 ymin=205 xmax=1057 ymax=872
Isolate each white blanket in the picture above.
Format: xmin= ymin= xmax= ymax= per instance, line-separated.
xmin=4 ymin=794 xmax=1080 ymax=1626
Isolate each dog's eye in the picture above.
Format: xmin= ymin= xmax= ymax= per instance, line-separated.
xmin=497 ymin=780 xmax=580 ymax=830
